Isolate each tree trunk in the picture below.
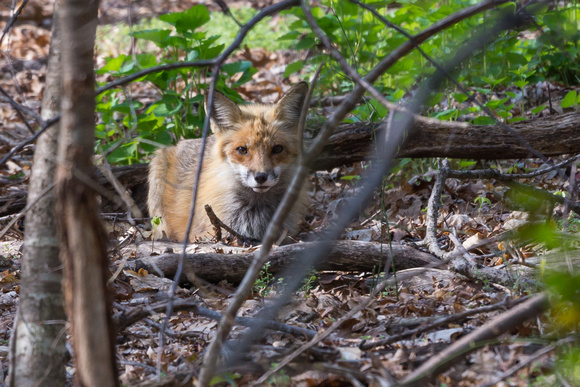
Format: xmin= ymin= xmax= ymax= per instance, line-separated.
xmin=56 ymin=0 xmax=118 ymax=385
xmin=8 ymin=2 xmax=67 ymax=386
xmin=135 ymin=241 xmax=439 ymax=284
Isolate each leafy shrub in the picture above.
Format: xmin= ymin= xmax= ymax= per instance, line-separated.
xmin=281 ymin=1 xmax=580 ymax=123
xmin=95 ymin=5 xmax=256 ymax=164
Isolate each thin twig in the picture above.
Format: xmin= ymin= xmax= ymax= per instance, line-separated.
xmin=96 ymin=153 xmax=143 ymax=223
xmin=213 ymin=0 xmax=243 ymax=27
xmin=0 ymin=182 xmax=55 ymax=240
xmin=0 ymin=0 xmax=29 ymax=46
xmin=424 ymin=158 xmax=451 ymax=259
xmin=0 ymin=86 xmax=44 ymax=125
xmin=204 ymin=204 xmax=244 ymax=242
xmin=0 ymin=116 xmax=58 ymax=169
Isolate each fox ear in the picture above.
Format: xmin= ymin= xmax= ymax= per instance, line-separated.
xmin=205 ymin=89 xmax=243 ymax=133
xmin=275 ymin=82 xmax=308 ymax=127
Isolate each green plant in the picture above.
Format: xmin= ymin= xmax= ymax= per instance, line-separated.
xmin=150 ymin=216 xmax=162 ymax=249
xmin=279 ymin=1 xmax=579 ymax=127
xmin=561 ymin=90 xmax=580 ymax=110
xmin=300 ymin=269 xmax=318 ymax=296
xmin=95 ymin=5 xmax=257 ymax=165
xmin=254 ymin=262 xmax=275 ymax=296
xmin=474 ymin=195 xmax=492 ymax=214
xmin=266 ymin=364 xmax=291 ymax=386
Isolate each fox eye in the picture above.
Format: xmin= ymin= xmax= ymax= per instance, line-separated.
xmin=272 ymin=145 xmax=284 ymax=154
xmin=236 ymin=146 xmax=248 ymax=155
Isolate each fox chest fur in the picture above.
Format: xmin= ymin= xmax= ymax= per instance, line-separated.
xmin=147 ymin=83 xmax=309 ymax=242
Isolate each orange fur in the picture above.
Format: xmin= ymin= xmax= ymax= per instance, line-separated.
xmin=147 ymin=83 xmax=309 ymax=242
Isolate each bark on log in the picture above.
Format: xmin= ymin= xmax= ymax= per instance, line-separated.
xmin=135 ymin=240 xmax=439 ymax=284
xmin=313 ymin=111 xmax=580 ymax=169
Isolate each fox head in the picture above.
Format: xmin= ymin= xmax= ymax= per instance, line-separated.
xmin=205 ymin=83 xmax=308 ymax=193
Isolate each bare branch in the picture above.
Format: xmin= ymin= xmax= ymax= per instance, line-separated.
xmin=114 ymin=299 xmax=316 ymax=339
xmin=360 ymin=295 xmax=532 ymax=350
xmin=0 ymin=85 xmax=44 ymax=126
xmin=401 ymin=293 xmax=549 ymax=385
xmin=0 ymin=0 xmax=29 ymax=46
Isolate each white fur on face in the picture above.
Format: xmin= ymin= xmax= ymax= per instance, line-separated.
xmin=229 ymin=162 xmax=281 ymax=193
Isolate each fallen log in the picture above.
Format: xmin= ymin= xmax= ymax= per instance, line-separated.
xmin=3 ymin=112 xmax=580 ymax=217
xmin=134 ymin=240 xmax=439 ymax=284
xmin=314 ymin=111 xmax=580 ymax=169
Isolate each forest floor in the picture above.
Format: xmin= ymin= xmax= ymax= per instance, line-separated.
xmin=1 ymin=0 xmax=579 ymax=386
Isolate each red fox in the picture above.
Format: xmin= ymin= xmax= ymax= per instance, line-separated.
xmin=147 ymin=83 xmax=309 ymax=242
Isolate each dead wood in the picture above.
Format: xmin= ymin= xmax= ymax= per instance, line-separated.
xmin=360 ymin=295 xmax=531 ymax=350
xmin=314 ymin=111 xmax=580 ymax=168
xmin=134 ymin=240 xmax=439 ymax=284
xmin=401 ymin=293 xmax=549 ymax=385
xmin=114 ymin=299 xmax=317 ymax=338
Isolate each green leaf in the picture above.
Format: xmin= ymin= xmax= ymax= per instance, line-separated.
xmin=132 ymin=29 xmax=172 ymax=48
xmin=473 ymin=116 xmax=496 ymax=125
xmin=515 ymin=222 xmax=559 ymax=250
xmin=106 ymin=142 xmax=138 ymax=164
xmin=150 ymin=95 xmax=183 ymax=117
xmin=222 ymin=61 xmax=253 ymax=77
xmin=507 ymin=52 xmax=528 ymax=65
xmin=562 ymin=90 xmax=577 ymax=108
xmin=151 ymin=216 xmax=162 ymax=227
xmin=531 ymin=105 xmax=547 ymax=114
xmin=433 ymin=109 xmax=457 ymax=121
xmin=295 ymin=35 xmax=316 ymax=50
xmin=278 ymin=31 xmax=301 ymax=41
xmin=111 ymin=101 xmax=144 ymax=114
xmin=452 ymin=93 xmax=468 ymax=103
xmin=392 ymin=89 xmax=405 ymax=101
xmin=283 ymin=60 xmax=304 ymax=78
xmin=426 ymin=92 xmax=444 ymax=107
xmin=369 ymin=98 xmax=388 ymax=118
xmin=159 ymin=5 xmax=210 ymax=34
xmin=458 ymin=160 xmax=477 ymax=168
xmin=97 ymin=55 xmax=128 ymax=74
xmin=509 ymin=116 xmax=527 ymax=123
xmin=186 ymin=50 xmax=199 ymax=61
xmin=340 ymin=175 xmax=361 ymax=181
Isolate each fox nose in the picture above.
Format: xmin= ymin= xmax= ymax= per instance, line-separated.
xmin=254 ymin=173 xmax=268 ymax=184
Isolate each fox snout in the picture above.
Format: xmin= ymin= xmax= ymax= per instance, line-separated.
xmin=243 ymin=168 xmax=280 ymax=193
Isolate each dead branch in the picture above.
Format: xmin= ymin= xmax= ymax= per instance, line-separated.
xmin=204 ymin=204 xmax=228 ymax=241
xmin=135 ymin=241 xmax=438 ymax=284
xmin=481 ymin=337 xmax=577 ymax=387
xmin=113 ymin=299 xmax=316 ymax=339
xmin=400 ymin=293 xmax=549 ymax=385
xmin=360 ymin=295 xmax=530 ymax=350
xmin=422 ymin=160 xmax=541 ymax=287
